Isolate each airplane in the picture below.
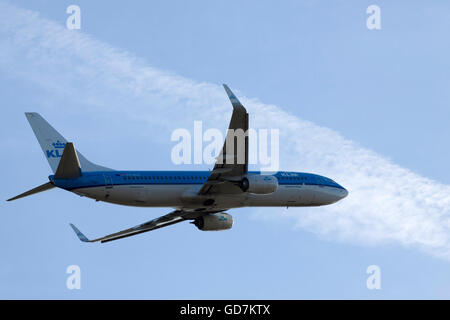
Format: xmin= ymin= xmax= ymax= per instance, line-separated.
xmin=7 ymin=84 xmax=348 ymax=243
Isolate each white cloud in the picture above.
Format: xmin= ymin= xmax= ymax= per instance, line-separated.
xmin=1 ymin=1 xmax=450 ymax=260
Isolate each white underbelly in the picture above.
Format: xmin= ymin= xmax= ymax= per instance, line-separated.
xmin=73 ymin=185 xmax=188 ymax=207
xmin=71 ymin=184 xmax=343 ymax=208
xmin=245 ymin=185 xmax=343 ymax=206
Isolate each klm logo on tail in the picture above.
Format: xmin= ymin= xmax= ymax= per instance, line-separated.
xmin=46 ymin=140 xmax=66 ymax=158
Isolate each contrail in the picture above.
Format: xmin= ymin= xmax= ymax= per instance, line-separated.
xmin=1 ymin=2 xmax=450 ymax=260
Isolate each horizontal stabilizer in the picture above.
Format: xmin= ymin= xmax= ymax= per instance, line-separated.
xmin=54 ymin=142 xmax=82 ymax=179
xmin=7 ymin=182 xmax=55 ymax=201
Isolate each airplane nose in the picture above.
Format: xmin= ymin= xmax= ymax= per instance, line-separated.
xmin=332 ymin=185 xmax=348 ymax=202
xmin=316 ymin=185 xmax=348 ymax=205
xmin=341 ymin=188 xmax=348 ymax=199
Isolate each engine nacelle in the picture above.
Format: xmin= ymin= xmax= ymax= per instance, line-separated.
xmin=241 ymin=175 xmax=278 ymax=194
xmin=193 ymin=213 xmax=233 ymax=231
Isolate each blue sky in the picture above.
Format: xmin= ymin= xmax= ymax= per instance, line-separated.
xmin=1 ymin=0 xmax=450 ymax=299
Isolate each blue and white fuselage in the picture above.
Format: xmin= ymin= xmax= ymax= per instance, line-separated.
xmin=51 ymin=170 xmax=347 ymax=210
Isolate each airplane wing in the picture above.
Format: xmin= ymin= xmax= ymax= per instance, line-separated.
xmin=70 ymin=210 xmax=200 ymax=243
xmin=198 ymin=84 xmax=249 ymax=195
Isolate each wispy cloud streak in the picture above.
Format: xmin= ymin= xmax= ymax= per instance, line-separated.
xmin=1 ymin=2 xmax=450 ymax=259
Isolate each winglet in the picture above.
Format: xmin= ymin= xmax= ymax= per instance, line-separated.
xmin=69 ymin=223 xmax=90 ymax=242
xmin=223 ymin=84 xmax=246 ymax=111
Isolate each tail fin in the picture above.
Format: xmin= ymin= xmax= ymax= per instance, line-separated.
xmin=25 ymin=113 xmax=112 ymax=173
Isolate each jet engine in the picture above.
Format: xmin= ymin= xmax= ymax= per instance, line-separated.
xmin=239 ymin=175 xmax=278 ymax=194
xmin=192 ymin=212 xmax=233 ymax=231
